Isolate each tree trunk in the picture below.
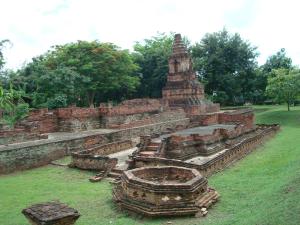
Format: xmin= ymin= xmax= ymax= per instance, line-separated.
xmin=287 ymin=101 xmax=290 ymax=111
xmin=87 ymin=91 xmax=96 ymax=108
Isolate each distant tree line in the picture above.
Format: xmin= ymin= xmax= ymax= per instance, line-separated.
xmin=1 ymin=29 xmax=300 ymax=115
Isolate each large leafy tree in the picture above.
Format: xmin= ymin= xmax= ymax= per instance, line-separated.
xmin=262 ymin=48 xmax=293 ymax=74
xmin=255 ymin=49 xmax=294 ymax=103
xmin=133 ymin=33 xmax=175 ymax=98
xmin=266 ymin=68 xmax=300 ymax=111
xmin=192 ymin=29 xmax=258 ymax=105
xmin=15 ymin=41 xmax=140 ymax=108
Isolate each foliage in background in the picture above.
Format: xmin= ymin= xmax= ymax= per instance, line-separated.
xmin=255 ymin=48 xmax=294 ymax=104
xmin=266 ymin=68 xmax=300 ymax=111
xmin=10 ymin=41 xmax=140 ymax=108
xmin=133 ymin=33 xmax=191 ymax=98
xmin=0 ymin=85 xmax=29 ymax=127
xmin=1 ymin=32 xmax=299 ymax=108
xmin=262 ymin=48 xmax=293 ymax=74
xmin=192 ymin=29 xmax=259 ymax=105
xmin=133 ymin=33 xmax=174 ymax=98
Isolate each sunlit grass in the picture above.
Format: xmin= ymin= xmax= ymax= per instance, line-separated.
xmin=0 ymin=105 xmax=299 ymax=225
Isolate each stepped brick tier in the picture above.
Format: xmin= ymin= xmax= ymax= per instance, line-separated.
xmin=129 ymin=124 xmax=280 ymax=177
xmin=162 ymin=34 xmax=220 ymax=115
xmin=22 ymin=201 xmax=80 ymax=225
xmin=69 ymin=140 xmax=133 ymax=171
xmin=113 ymin=166 xmax=219 ymax=217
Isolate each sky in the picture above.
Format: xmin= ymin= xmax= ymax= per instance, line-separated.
xmin=1 ymin=0 xmax=300 ymax=69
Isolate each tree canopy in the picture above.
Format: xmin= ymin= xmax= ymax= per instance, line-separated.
xmin=262 ymin=48 xmax=293 ymax=74
xmin=266 ymin=68 xmax=300 ymax=111
xmin=133 ymin=33 xmax=174 ymax=98
xmin=192 ymin=29 xmax=259 ymax=105
xmin=13 ymin=41 xmax=140 ymax=108
xmin=1 ymin=31 xmax=299 ymax=108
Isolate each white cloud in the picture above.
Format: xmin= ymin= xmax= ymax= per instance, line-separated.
xmin=1 ymin=0 xmax=300 ymax=69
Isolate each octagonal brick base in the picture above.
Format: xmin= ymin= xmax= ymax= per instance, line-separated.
xmin=112 ymin=166 xmax=219 ymax=217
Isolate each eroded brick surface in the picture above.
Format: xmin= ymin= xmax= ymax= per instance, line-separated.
xmin=113 ymin=166 xmax=219 ymax=216
xmin=162 ymin=34 xmax=220 ymax=115
xmin=22 ymin=201 xmax=80 ymax=225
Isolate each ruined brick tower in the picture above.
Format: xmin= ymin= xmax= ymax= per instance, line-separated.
xmin=162 ymin=34 xmax=219 ymax=115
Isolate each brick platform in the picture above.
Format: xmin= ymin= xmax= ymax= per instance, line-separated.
xmin=22 ymin=201 xmax=80 ymax=225
xmin=113 ymin=166 xmax=219 ymax=217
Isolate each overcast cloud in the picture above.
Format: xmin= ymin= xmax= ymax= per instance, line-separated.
xmin=1 ymin=0 xmax=300 ymax=69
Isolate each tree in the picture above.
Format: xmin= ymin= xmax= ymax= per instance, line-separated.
xmin=0 ymin=85 xmax=29 ymax=127
xmin=0 ymin=85 xmax=13 ymax=109
xmin=133 ymin=33 xmax=174 ymax=98
xmin=0 ymin=39 xmax=10 ymax=70
xmin=262 ymin=48 xmax=293 ymax=74
xmin=192 ymin=29 xmax=258 ymax=105
xmin=254 ymin=49 xmax=294 ymax=103
xmin=14 ymin=41 xmax=140 ymax=108
xmin=266 ymin=69 xmax=300 ymax=111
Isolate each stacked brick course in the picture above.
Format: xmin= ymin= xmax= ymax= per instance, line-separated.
xmin=70 ymin=140 xmax=133 ymax=170
xmin=129 ymin=124 xmax=280 ymax=177
xmin=113 ymin=166 xmax=219 ymax=217
xmin=162 ymin=34 xmax=220 ymax=115
xmin=22 ymin=201 xmax=80 ymax=225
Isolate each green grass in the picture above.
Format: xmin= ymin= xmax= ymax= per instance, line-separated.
xmin=52 ymin=156 xmax=72 ymax=165
xmin=1 ymin=105 xmax=300 ymax=225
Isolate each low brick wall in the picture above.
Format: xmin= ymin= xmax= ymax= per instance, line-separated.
xmin=70 ymin=140 xmax=133 ymax=170
xmin=0 ymin=129 xmax=48 ymax=145
xmin=99 ymin=99 xmax=163 ymax=116
xmin=0 ymin=99 xmax=187 ymax=145
xmin=0 ymin=118 xmax=189 ymax=174
xmin=190 ymin=108 xmax=255 ymax=131
xmin=70 ymin=155 xmax=118 ymax=171
xmin=101 ymin=109 xmax=186 ymax=129
xmin=57 ymin=107 xmax=101 ymax=132
xmin=77 ymin=140 xmax=133 ymax=156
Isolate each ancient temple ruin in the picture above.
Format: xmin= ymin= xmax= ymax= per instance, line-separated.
xmin=162 ymin=34 xmax=219 ymax=115
xmin=0 ymin=34 xmax=280 ymax=220
xmin=113 ymin=166 xmax=219 ymax=217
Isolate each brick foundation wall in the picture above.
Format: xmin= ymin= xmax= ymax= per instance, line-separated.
xmin=70 ymin=140 xmax=132 ymax=170
xmin=218 ymin=109 xmax=254 ymax=131
xmin=0 ymin=118 xmax=189 ymax=174
xmin=99 ymin=99 xmax=163 ymax=116
xmin=20 ymin=109 xmax=59 ymax=133
xmin=130 ymin=125 xmax=280 ymax=177
xmin=0 ymin=129 xmax=48 ymax=145
xmin=0 ymin=98 xmax=188 ymax=144
xmin=190 ymin=109 xmax=255 ymax=130
xmin=153 ymin=124 xmax=249 ymax=160
xmin=56 ymin=107 xmax=101 ymax=132
xmin=102 ymin=109 xmax=186 ymax=129
xmin=74 ymin=140 xmax=133 ymax=157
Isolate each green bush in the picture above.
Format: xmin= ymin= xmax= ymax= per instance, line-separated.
xmin=1 ymin=103 xmax=29 ymax=127
xmin=47 ymin=95 xmax=68 ymax=109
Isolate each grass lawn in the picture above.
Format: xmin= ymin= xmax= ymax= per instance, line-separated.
xmin=0 ymin=105 xmax=300 ymax=225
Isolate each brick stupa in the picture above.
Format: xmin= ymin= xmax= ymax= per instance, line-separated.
xmin=162 ymin=34 xmax=220 ymax=115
